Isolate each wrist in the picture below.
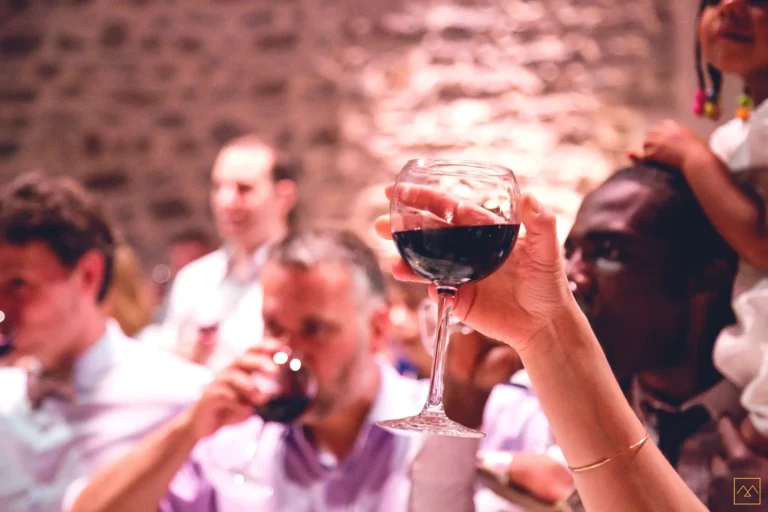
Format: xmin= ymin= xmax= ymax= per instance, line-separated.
xmin=175 ymin=406 xmax=207 ymax=446
xmin=681 ymin=141 xmax=718 ymax=174
xmin=516 ymin=298 xmax=587 ymax=359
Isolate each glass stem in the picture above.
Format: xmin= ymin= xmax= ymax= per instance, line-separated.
xmin=234 ymin=422 xmax=267 ymax=482
xmin=424 ymin=286 xmax=457 ymax=414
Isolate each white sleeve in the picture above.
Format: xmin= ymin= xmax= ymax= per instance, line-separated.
xmin=408 ymin=436 xmax=479 ymax=512
xmin=746 ymin=102 xmax=768 ymax=170
xmin=155 ymin=270 xmax=195 ymax=353
xmin=62 ymin=477 xmax=88 ymax=512
xmin=164 ymin=270 xmax=191 ymax=330
xmin=709 ymin=127 xmax=730 ymax=163
xmin=709 ymin=118 xmax=747 ymax=165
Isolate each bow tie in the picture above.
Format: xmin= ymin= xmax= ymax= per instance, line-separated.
xmin=16 ymin=357 xmax=75 ymax=409
xmin=641 ymin=403 xmax=711 ymax=468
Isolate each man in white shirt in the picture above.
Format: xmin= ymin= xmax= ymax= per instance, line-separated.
xmin=71 ymin=229 xmax=554 ymax=512
xmin=162 ymin=135 xmax=298 ymax=372
xmin=0 ymin=173 xmax=211 ymax=512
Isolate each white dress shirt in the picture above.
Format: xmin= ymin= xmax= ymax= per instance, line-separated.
xmin=0 ymin=321 xmax=211 ymax=512
xmin=159 ymin=246 xmax=268 ymax=373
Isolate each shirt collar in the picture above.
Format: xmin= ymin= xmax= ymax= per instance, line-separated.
xmin=222 ymin=244 xmax=271 ymax=283
xmin=631 ymin=376 xmax=743 ymax=421
xmin=288 ymin=357 xmax=420 ymax=469
xmin=367 ymin=356 xmax=426 ymax=426
xmin=71 ymin=320 xmax=121 ymax=394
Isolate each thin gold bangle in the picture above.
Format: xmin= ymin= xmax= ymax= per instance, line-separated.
xmin=568 ymin=433 xmax=650 ymax=473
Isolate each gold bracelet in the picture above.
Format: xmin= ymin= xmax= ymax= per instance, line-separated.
xmin=568 ymin=433 xmax=650 ymax=473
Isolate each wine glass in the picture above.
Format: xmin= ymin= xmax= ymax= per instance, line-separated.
xmin=176 ymin=297 xmax=226 ymax=356
xmin=417 ymin=298 xmax=474 ymax=352
xmin=0 ymin=310 xmax=12 ymax=357
xmin=207 ymin=345 xmax=318 ymax=492
xmin=378 ymin=159 xmax=521 ymax=438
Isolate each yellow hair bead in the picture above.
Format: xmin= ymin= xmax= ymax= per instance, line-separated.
xmin=704 ymin=101 xmax=721 ymax=120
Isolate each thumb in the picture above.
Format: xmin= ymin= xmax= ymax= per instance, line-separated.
xmin=520 ymin=194 xmax=561 ymax=268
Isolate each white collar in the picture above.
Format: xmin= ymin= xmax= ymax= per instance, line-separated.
xmin=71 ymin=320 xmax=122 ymax=394
xmin=367 ymin=356 xmax=426 ymax=427
xmin=631 ymin=377 xmax=742 ymax=421
xmin=221 ymin=244 xmax=271 ymax=283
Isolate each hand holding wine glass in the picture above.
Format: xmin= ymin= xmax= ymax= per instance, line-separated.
xmin=196 ymin=337 xmax=318 ymax=492
xmin=187 ymin=341 xmax=281 ymax=441
xmin=378 ymin=159 xmax=531 ymax=437
xmin=375 ymin=179 xmax=571 ymax=356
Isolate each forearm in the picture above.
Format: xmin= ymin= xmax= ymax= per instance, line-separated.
xmin=513 ymin=302 xmax=706 ymax=512
xmin=71 ymin=408 xmax=199 ymax=512
xmin=683 ymin=148 xmax=768 ymax=268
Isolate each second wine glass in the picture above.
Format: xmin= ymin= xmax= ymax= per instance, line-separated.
xmin=378 ymin=159 xmax=521 ymax=438
xmin=207 ymin=345 xmax=318 ymax=494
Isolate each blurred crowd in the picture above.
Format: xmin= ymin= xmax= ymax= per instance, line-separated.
xmin=2 ymin=1 xmax=768 ymax=511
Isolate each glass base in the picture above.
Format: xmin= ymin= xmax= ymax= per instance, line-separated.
xmin=377 ymin=410 xmax=486 ymax=438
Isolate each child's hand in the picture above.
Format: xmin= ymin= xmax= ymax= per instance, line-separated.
xmin=629 ymin=120 xmax=708 ymax=169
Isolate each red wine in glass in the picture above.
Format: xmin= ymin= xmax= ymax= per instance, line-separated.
xmin=393 ymin=224 xmax=520 ymax=285
xmin=0 ymin=334 xmax=12 ymax=357
xmin=253 ymin=351 xmax=318 ymax=424
xmin=0 ymin=311 xmax=12 ymax=357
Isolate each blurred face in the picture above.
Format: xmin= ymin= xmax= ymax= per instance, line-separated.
xmin=699 ymin=0 xmax=768 ymax=79
xmin=564 ymin=181 xmax=690 ymax=380
xmin=168 ymin=240 xmax=211 ymax=276
xmin=211 ymin=145 xmax=282 ymax=251
xmin=0 ymin=242 xmax=96 ymax=365
xmin=261 ymin=261 xmax=388 ymax=423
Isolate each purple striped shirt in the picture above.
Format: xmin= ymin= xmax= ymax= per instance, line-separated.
xmin=160 ymin=361 xmax=551 ymax=511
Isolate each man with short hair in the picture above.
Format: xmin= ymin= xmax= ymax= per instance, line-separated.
xmin=163 ymin=135 xmax=298 ymax=371
xmin=71 ymin=229 xmax=553 ymax=511
xmin=564 ymin=161 xmax=768 ymax=507
xmin=0 ymin=173 xmax=210 ymax=512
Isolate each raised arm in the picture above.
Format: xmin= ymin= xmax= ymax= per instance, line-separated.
xmin=641 ymin=119 xmax=768 ymax=269
xmin=70 ymin=409 xmax=201 ymax=512
xmin=377 ymin=185 xmax=707 ymax=512
xmin=680 ymin=145 xmax=768 ymax=268
xmin=71 ymin=344 xmax=280 ymax=512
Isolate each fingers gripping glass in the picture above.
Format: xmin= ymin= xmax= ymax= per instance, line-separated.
xmin=378 ymin=159 xmax=521 ymax=437
xmin=208 ymin=346 xmax=318 ymax=495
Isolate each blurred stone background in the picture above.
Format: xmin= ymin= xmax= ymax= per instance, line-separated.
xmin=0 ymin=0 xmax=739 ymax=267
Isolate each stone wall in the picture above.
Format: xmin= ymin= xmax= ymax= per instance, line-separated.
xmin=1 ymin=0 xmax=691 ymax=267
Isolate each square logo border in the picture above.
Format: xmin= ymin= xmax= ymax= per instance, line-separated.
xmin=734 ymin=477 xmax=762 ymax=506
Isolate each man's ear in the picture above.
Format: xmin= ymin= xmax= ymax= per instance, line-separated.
xmin=75 ymin=249 xmax=108 ymax=303
xmin=368 ymin=305 xmax=391 ymax=355
xmin=274 ymin=179 xmax=298 ymax=219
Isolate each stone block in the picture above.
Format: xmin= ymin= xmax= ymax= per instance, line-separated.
xmin=101 ymin=22 xmax=129 ymax=49
xmin=0 ymin=34 xmax=42 ymax=57
xmin=83 ymin=168 xmax=130 ymax=192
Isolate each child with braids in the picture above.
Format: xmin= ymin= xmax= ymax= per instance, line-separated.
xmin=634 ymin=0 xmax=768 ymax=455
